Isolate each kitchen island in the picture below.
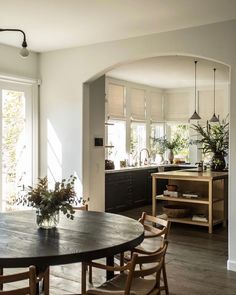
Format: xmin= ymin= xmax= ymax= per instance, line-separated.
xmin=152 ymin=169 xmax=228 ymax=233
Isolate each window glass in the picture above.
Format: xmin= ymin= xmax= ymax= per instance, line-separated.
xmin=166 ymin=123 xmax=189 ymax=162
xmin=0 ymin=84 xmax=35 ymax=212
xmin=150 ymin=123 xmax=165 ymax=163
xmin=106 ymin=120 xmax=126 ymax=168
xmin=130 ymin=122 xmax=146 ymax=161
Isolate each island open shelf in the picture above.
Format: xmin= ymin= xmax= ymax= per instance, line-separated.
xmin=152 ymin=170 xmax=228 ymax=233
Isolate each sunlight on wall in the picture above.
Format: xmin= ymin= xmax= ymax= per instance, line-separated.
xmin=47 ymin=119 xmax=62 ymax=184
xmin=73 ymin=171 xmax=83 ymax=200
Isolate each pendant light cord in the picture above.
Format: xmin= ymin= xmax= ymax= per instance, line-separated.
xmin=213 ymin=68 xmax=216 ymax=114
xmin=195 ymin=60 xmax=197 ymax=111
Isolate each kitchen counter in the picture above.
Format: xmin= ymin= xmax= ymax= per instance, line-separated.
xmin=105 ymin=164 xmax=196 ymax=173
xmin=151 ymin=169 xmax=228 ymax=180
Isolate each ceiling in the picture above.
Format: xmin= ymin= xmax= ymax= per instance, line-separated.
xmin=0 ymin=0 xmax=236 ymax=52
xmin=107 ymin=56 xmax=230 ymax=89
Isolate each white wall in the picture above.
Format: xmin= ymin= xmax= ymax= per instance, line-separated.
xmin=39 ymin=20 xmax=236 ymax=271
xmin=0 ymin=43 xmax=38 ymax=79
xmin=88 ymin=75 xmax=105 ymax=211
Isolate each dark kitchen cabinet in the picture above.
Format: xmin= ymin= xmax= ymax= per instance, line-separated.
xmin=131 ymin=169 xmax=148 ymax=206
xmin=105 ymin=171 xmax=132 ymax=212
xmin=105 ymin=168 xmax=158 ymax=212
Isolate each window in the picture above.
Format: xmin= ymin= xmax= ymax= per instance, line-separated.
xmin=166 ymin=123 xmax=189 ymax=162
xmin=106 ymin=120 xmax=126 ymax=167
xmin=130 ymin=122 xmax=146 ymax=158
xmin=150 ymin=92 xmax=163 ymax=122
xmin=0 ymin=81 xmax=36 ymax=212
xmin=150 ymin=123 xmax=165 ymax=163
xmin=130 ymin=88 xmax=146 ymax=120
xmin=107 ymin=83 xmax=125 ymax=118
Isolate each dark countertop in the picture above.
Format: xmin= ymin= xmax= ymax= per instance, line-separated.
xmin=105 ymin=164 xmax=196 ymax=173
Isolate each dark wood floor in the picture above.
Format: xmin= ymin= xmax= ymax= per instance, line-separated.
xmin=4 ymin=205 xmax=236 ymax=294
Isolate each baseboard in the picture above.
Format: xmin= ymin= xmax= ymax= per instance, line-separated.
xmin=227 ymin=259 xmax=236 ymax=271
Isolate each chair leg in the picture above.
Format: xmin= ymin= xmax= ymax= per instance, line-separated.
xmin=162 ymin=263 xmax=169 ymax=295
xmin=0 ymin=267 xmax=3 ymax=290
xmin=120 ymin=252 xmax=124 ymax=267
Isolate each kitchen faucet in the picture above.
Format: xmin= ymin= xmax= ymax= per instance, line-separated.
xmin=139 ymin=148 xmax=150 ymax=166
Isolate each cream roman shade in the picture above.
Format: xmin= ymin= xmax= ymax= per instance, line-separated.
xmin=164 ymin=91 xmax=193 ymax=121
xmin=199 ymin=89 xmax=227 ymax=121
xmin=130 ymin=88 xmax=146 ymax=120
xmin=150 ymin=92 xmax=163 ymax=122
xmin=107 ymin=83 xmax=125 ymax=118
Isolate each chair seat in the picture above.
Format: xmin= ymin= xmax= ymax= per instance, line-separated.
xmin=138 ymin=236 xmax=163 ymax=253
xmin=86 ymin=272 xmax=157 ymax=295
xmin=123 ymin=237 xmax=163 ymax=261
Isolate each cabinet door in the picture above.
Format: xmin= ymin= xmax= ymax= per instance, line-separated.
xmin=132 ymin=170 xmax=148 ymax=207
xmin=105 ymin=172 xmax=132 ymax=212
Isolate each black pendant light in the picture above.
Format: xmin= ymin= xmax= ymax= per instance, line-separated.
xmin=209 ymin=68 xmax=219 ymax=123
xmin=190 ymin=60 xmax=201 ymax=120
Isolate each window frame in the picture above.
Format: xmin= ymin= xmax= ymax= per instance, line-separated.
xmin=0 ymin=78 xmax=38 ymax=212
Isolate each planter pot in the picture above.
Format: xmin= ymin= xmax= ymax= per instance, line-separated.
xmin=36 ymin=210 xmax=59 ymax=229
xmin=168 ymin=149 xmax=174 ymax=164
xmin=211 ymin=153 xmax=226 ymax=171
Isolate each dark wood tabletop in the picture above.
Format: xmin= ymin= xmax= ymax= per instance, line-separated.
xmin=0 ymin=210 xmax=144 ymax=269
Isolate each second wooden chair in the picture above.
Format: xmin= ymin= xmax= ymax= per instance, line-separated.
xmin=86 ymin=241 xmax=168 ymax=295
xmin=0 ymin=266 xmax=37 ymax=295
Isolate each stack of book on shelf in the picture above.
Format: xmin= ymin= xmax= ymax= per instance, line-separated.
xmin=182 ymin=192 xmax=200 ymax=199
xmin=192 ymin=214 xmax=208 ymax=222
xmin=163 ymin=190 xmax=179 ymax=198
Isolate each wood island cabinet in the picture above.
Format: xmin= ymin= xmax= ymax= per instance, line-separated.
xmin=152 ymin=170 xmax=228 ymax=233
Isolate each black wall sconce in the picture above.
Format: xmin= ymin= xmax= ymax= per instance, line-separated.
xmin=0 ymin=28 xmax=29 ymax=57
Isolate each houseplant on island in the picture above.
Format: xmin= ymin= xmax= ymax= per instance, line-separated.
xmin=191 ymin=118 xmax=229 ymax=171
xmin=18 ymin=175 xmax=80 ymax=229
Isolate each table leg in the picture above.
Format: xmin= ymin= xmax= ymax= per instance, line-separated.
xmin=42 ymin=267 xmax=50 ymax=295
xmin=36 ymin=266 xmax=49 ymax=295
xmin=106 ymin=256 xmax=114 ymax=280
xmin=81 ymin=262 xmax=87 ymax=295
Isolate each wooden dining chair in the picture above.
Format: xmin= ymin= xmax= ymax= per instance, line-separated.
xmin=119 ymin=212 xmax=170 ymax=295
xmin=133 ymin=212 xmax=171 ymax=295
xmin=0 ymin=266 xmax=49 ymax=294
xmin=85 ymin=241 xmax=168 ymax=295
xmin=0 ymin=265 xmax=37 ymax=295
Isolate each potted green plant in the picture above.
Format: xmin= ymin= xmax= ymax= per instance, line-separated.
xmin=153 ymin=135 xmax=187 ymax=164
xmin=191 ymin=118 xmax=229 ymax=171
xmin=17 ymin=175 xmax=82 ymax=229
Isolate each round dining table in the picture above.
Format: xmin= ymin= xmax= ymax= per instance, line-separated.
xmin=0 ymin=210 xmax=144 ymax=293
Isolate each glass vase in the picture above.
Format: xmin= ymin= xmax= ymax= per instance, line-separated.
xmin=36 ymin=210 xmax=59 ymax=229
